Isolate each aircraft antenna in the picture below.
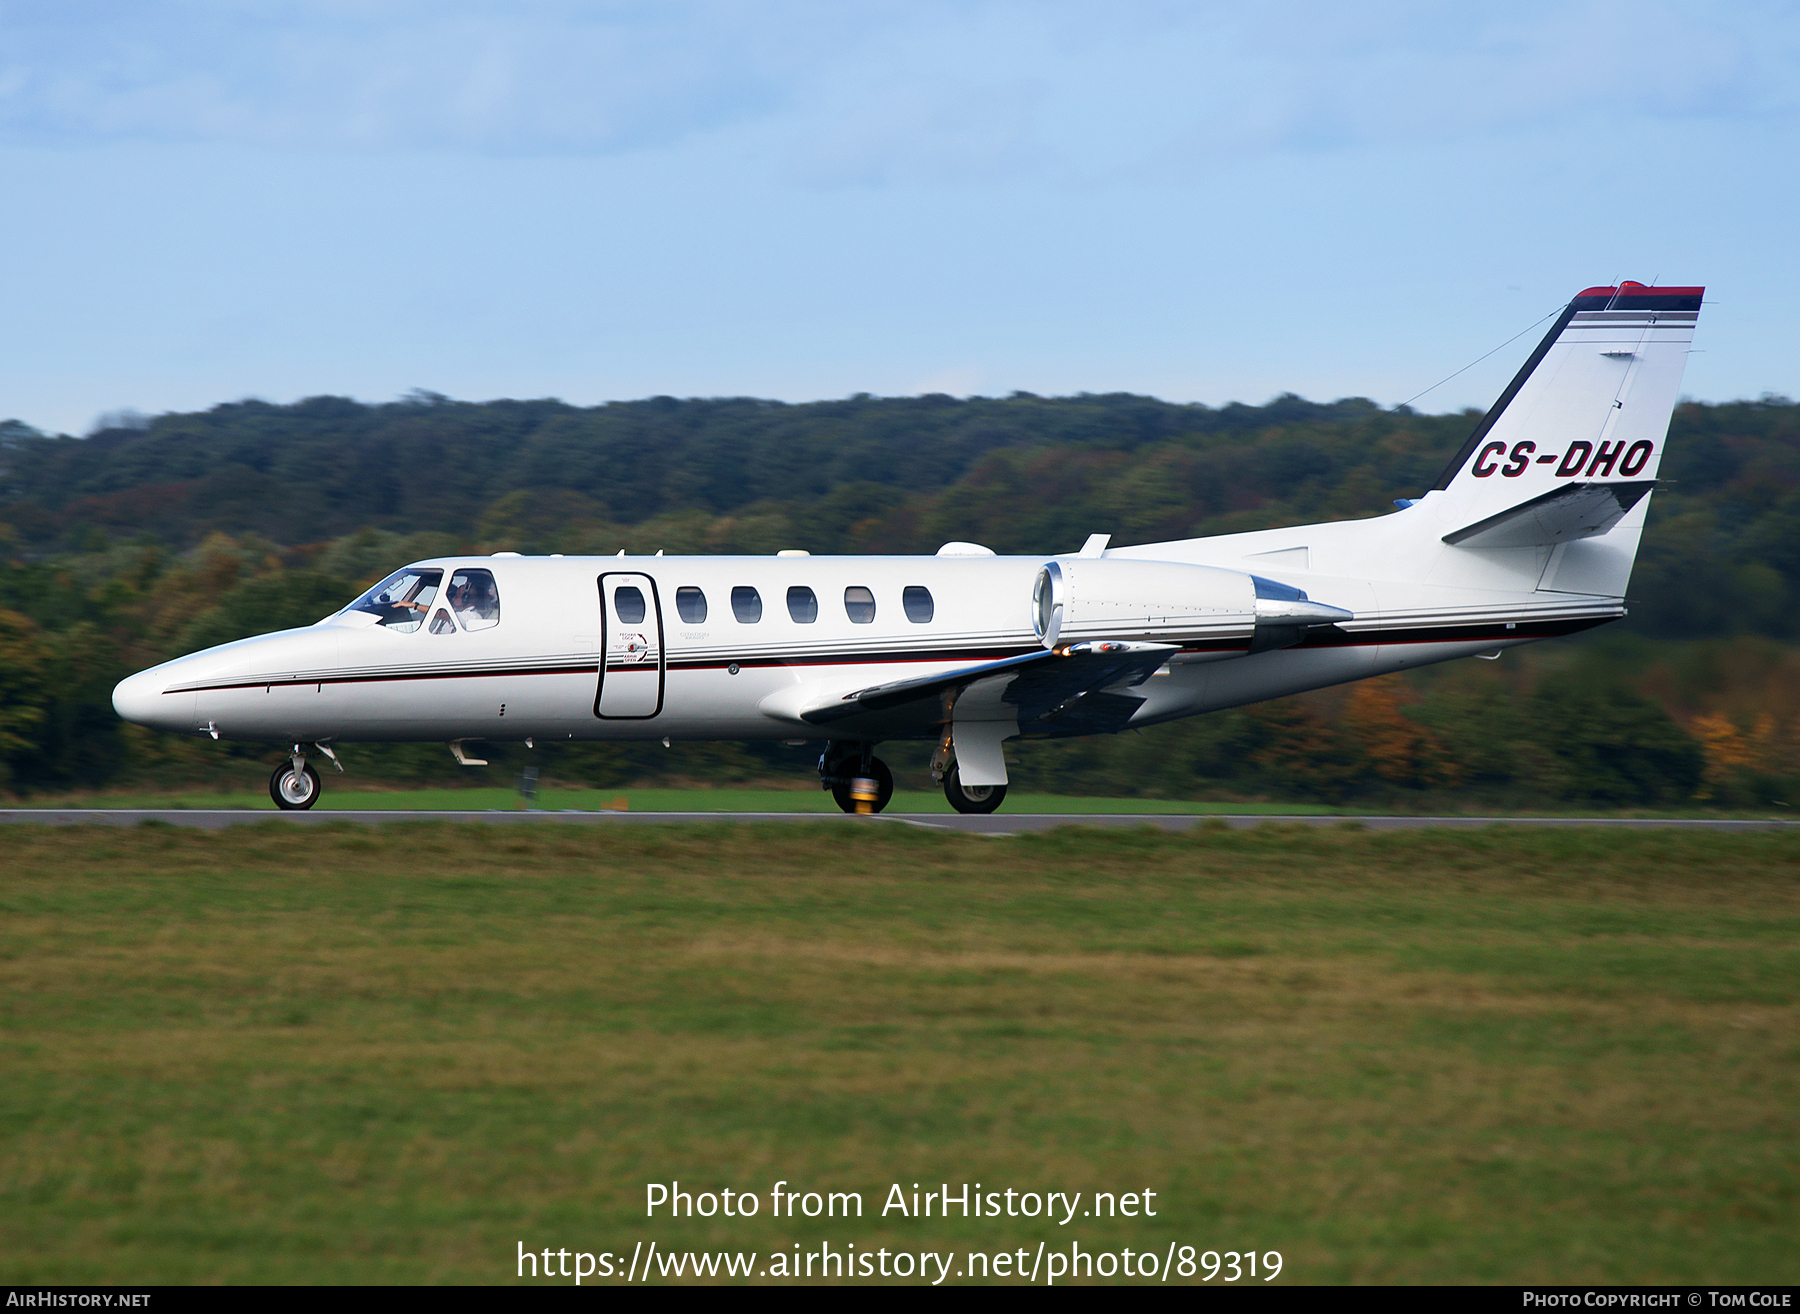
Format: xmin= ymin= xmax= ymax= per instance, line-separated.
xmin=1392 ymin=304 xmax=1562 ymax=413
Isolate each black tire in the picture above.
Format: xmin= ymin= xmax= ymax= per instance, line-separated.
xmin=943 ymin=764 xmax=1006 ymax=815
xmin=830 ymin=756 xmax=893 ymax=814
xmin=270 ymin=762 xmax=322 ymax=810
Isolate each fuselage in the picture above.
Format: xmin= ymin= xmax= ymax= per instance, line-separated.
xmin=110 ymin=530 xmax=1621 ymax=751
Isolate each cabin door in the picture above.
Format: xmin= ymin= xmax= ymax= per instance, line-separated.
xmin=595 ymin=572 xmax=665 ymax=719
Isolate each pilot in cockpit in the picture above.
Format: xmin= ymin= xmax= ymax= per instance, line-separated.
xmin=382 ymin=593 xmax=430 ymax=623
xmin=450 ymin=572 xmax=501 ymax=628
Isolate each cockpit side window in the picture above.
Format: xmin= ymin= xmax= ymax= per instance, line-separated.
xmin=429 ymin=609 xmax=457 ymax=635
xmin=447 ymin=568 xmax=502 ymax=631
xmin=345 ymin=568 xmax=443 ymax=634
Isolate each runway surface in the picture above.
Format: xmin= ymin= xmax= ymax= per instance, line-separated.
xmin=1 ymin=809 xmax=1793 ymax=834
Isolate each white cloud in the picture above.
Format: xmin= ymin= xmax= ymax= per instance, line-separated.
xmin=0 ymin=1 xmax=816 ymax=152
xmin=0 ymin=0 xmax=1792 ymax=171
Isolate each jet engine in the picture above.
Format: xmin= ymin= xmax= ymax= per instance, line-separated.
xmin=1031 ymin=559 xmax=1352 ymax=655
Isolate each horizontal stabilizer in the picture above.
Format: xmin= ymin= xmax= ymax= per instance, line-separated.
xmin=1442 ymin=481 xmax=1656 ymax=550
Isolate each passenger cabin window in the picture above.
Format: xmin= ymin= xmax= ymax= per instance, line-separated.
xmin=787 ymin=586 xmax=818 ymax=623
xmin=731 ymin=586 xmax=762 ymax=623
xmin=903 ymin=586 xmax=934 ymax=623
xmin=676 ymin=586 xmax=707 ymax=624
xmin=345 ymin=568 xmax=443 ymax=634
xmin=447 ymin=568 xmax=502 ymax=631
xmin=844 ymin=586 xmax=876 ymax=623
xmin=614 ymin=585 xmax=647 ymax=624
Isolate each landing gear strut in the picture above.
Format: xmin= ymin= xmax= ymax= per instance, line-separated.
xmin=819 ymin=743 xmax=893 ymax=814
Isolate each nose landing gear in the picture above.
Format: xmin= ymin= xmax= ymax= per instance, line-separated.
xmin=271 ymin=760 xmax=321 ymax=810
xmin=270 ymin=743 xmax=339 ymax=810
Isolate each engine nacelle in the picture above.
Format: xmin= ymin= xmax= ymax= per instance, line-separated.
xmin=1031 ymin=559 xmax=1352 ymax=654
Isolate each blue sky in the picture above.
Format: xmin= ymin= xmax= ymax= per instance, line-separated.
xmin=3 ymin=0 xmax=1797 ymax=436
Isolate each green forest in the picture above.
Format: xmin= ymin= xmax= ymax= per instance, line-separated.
xmin=1 ymin=389 xmax=1796 ymax=808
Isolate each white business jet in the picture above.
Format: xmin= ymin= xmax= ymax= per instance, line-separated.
xmin=113 ymin=282 xmax=1703 ymax=813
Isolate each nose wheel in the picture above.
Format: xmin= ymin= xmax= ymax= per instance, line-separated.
xmin=271 ymin=761 xmax=322 ymax=810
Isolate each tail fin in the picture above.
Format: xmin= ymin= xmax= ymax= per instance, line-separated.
xmin=1423 ymin=281 xmax=1703 ymax=595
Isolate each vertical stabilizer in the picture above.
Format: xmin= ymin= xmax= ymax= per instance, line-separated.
xmin=1422 ymin=282 xmax=1702 ymax=595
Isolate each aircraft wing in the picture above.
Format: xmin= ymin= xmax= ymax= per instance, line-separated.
xmin=764 ymin=641 xmax=1178 ymax=735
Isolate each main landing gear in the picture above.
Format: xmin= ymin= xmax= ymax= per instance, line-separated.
xmin=819 ymin=743 xmax=894 ymax=814
xmin=818 ymin=740 xmax=1011 ymax=815
xmin=926 ymin=729 xmax=1008 ymax=815
xmin=942 ymin=763 xmax=1007 ymax=815
xmin=270 ymin=743 xmax=340 ymax=811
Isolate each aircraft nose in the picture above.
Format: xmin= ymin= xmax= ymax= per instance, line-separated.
xmin=112 ymin=668 xmax=190 ymax=731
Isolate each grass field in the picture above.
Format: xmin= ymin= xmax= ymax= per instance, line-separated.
xmin=1 ymin=821 xmax=1795 ymax=1284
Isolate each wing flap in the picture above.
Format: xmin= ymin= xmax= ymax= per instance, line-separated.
xmin=764 ymin=642 xmax=1177 ymax=731
xmin=1004 ymin=643 xmax=1176 ymax=726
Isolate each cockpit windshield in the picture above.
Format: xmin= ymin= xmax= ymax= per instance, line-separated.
xmin=343 ymin=568 xmax=443 ymax=634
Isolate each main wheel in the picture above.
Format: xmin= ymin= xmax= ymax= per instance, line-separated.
xmin=270 ymin=762 xmax=322 ymax=810
xmin=830 ymin=756 xmax=893 ymax=814
xmin=943 ymin=764 xmax=1006 ymax=815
